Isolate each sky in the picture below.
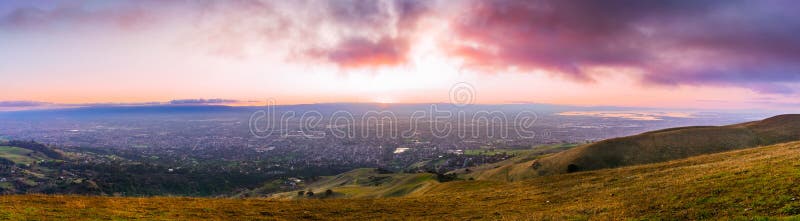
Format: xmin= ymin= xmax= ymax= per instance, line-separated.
xmin=1 ymin=0 xmax=799 ymax=110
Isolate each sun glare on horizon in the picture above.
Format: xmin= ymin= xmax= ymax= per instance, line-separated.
xmin=372 ymin=97 xmax=396 ymax=104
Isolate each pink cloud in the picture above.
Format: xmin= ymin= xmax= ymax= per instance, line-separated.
xmin=308 ymin=37 xmax=410 ymax=68
xmin=446 ymin=0 xmax=800 ymax=94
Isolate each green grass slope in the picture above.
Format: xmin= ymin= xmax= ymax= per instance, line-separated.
xmin=449 ymin=143 xmax=579 ymax=182
xmin=3 ymin=141 xmax=800 ymax=220
xmin=271 ymin=168 xmax=441 ymax=199
xmin=276 ymin=144 xmax=579 ymax=199
xmin=0 ymin=146 xmax=53 ymax=165
xmin=533 ymin=114 xmax=800 ymax=175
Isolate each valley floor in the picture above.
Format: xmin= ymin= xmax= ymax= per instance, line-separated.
xmin=3 ymin=141 xmax=800 ymax=220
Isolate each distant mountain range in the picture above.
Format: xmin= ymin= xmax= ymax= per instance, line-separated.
xmin=0 ymin=102 xmax=778 ymax=119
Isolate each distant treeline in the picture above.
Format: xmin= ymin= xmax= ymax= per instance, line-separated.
xmin=0 ymin=157 xmax=14 ymax=165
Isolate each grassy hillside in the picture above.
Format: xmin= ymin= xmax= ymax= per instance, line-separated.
xmin=449 ymin=143 xmax=579 ymax=182
xmin=267 ymin=144 xmax=579 ymax=199
xmin=0 ymin=146 xmax=53 ymax=165
xmin=533 ymin=114 xmax=800 ymax=175
xmin=270 ymin=168 xmax=441 ymax=199
xmin=3 ymin=141 xmax=800 ymax=220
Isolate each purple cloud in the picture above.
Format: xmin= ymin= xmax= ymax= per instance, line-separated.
xmin=0 ymin=1 xmax=161 ymax=30
xmin=3 ymin=0 xmax=798 ymax=94
xmin=0 ymin=101 xmax=50 ymax=107
xmin=168 ymin=99 xmax=239 ymax=105
xmin=448 ymin=0 xmax=800 ymax=93
xmin=308 ymin=37 xmax=409 ymax=68
xmin=301 ymin=0 xmax=431 ymax=68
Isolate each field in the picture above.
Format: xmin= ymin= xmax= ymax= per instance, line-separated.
xmin=0 ymin=146 xmax=40 ymax=165
xmin=3 ymin=141 xmax=800 ymax=220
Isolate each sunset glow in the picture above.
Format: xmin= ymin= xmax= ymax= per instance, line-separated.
xmin=1 ymin=0 xmax=799 ymax=110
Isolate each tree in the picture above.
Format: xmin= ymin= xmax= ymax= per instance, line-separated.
xmin=324 ymin=189 xmax=333 ymax=196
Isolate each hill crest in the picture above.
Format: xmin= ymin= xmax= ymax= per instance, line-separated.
xmin=533 ymin=114 xmax=800 ymax=175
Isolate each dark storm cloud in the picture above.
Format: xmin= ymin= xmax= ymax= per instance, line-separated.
xmin=449 ymin=0 xmax=800 ymax=93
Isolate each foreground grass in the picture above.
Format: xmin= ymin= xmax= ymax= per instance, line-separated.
xmin=3 ymin=142 xmax=800 ymax=220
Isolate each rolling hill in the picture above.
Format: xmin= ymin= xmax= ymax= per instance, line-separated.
xmin=447 ymin=143 xmax=579 ymax=182
xmin=265 ymin=143 xmax=581 ymax=198
xmin=132 ymin=114 xmax=800 ymax=201
xmin=2 ymin=115 xmax=800 ymax=219
xmin=269 ymin=168 xmax=441 ymax=199
xmin=261 ymin=114 xmax=800 ymax=199
xmin=2 ymin=140 xmax=800 ymax=220
xmin=531 ymin=114 xmax=800 ymax=175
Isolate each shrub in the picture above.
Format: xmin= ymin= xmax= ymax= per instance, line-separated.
xmin=567 ymin=164 xmax=581 ymax=173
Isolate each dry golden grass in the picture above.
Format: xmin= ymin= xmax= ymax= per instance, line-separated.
xmin=3 ymin=141 xmax=800 ymax=220
xmin=534 ymin=114 xmax=800 ymax=175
